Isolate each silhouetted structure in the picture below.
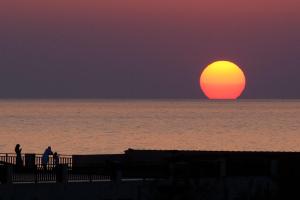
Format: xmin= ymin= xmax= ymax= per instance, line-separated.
xmin=1 ymin=149 xmax=300 ymax=199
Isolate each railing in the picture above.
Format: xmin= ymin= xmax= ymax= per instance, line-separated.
xmin=8 ymin=168 xmax=110 ymax=184
xmin=0 ymin=153 xmax=19 ymax=165
xmin=0 ymin=153 xmax=110 ymax=184
xmin=0 ymin=153 xmax=72 ymax=168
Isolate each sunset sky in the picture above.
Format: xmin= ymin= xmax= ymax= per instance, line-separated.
xmin=0 ymin=0 xmax=299 ymax=98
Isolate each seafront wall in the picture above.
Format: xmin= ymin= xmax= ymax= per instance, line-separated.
xmin=0 ymin=177 xmax=275 ymax=200
xmin=0 ymin=181 xmax=139 ymax=200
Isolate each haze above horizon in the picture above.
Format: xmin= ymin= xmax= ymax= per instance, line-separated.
xmin=0 ymin=0 xmax=299 ymax=99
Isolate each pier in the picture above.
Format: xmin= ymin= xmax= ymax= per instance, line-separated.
xmin=1 ymin=149 xmax=300 ymax=199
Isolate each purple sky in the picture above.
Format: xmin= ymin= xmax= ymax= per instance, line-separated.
xmin=0 ymin=0 xmax=299 ymax=98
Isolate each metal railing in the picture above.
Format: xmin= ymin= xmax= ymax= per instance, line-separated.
xmin=0 ymin=153 xmax=110 ymax=183
xmin=0 ymin=153 xmax=72 ymax=168
xmin=0 ymin=153 xmax=19 ymax=165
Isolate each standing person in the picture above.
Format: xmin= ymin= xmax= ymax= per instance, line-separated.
xmin=53 ymin=152 xmax=59 ymax=168
xmin=41 ymin=146 xmax=53 ymax=170
xmin=15 ymin=144 xmax=23 ymax=170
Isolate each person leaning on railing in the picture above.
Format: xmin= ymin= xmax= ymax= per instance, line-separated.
xmin=42 ymin=146 xmax=53 ymax=170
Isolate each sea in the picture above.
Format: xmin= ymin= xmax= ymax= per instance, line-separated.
xmin=0 ymin=99 xmax=299 ymax=155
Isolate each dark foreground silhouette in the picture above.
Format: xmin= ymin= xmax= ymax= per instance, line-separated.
xmin=1 ymin=149 xmax=300 ymax=200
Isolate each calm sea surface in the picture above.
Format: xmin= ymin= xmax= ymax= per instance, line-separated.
xmin=0 ymin=100 xmax=299 ymax=155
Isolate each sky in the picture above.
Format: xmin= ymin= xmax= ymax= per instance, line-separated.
xmin=0 ymin=0 xmax=299 ymax=99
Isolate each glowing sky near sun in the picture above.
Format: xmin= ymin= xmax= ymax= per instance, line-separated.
xmin=0 ymin=0 xmax=299 ymax=98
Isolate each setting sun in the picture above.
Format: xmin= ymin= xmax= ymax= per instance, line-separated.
xmin=200 ymin=61 xmax=246 ymax=99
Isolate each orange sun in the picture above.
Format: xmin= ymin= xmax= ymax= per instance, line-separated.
xmin=200 ymin=61 xmax=246 ymax=99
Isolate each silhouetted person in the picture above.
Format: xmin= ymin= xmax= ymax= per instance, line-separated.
xmin=42 ymin=146 xmax=53 ymax=170
xmin=53 ymin=152 xmax=59 ymax=168
xmin=15 ymin=144 xmax=23 ymax=170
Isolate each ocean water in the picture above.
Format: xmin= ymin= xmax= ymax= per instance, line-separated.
xmin=0 ymin=100 xmax=299 ymax=155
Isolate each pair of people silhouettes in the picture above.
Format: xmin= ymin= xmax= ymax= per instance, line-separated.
xmin=42 ymin=146 xmax=59 ymax=170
